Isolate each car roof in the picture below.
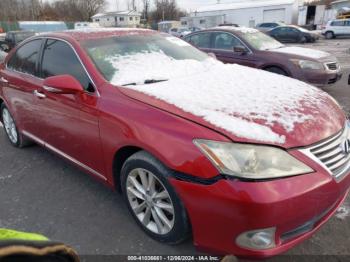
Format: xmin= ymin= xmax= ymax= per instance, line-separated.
xmin=191 ymin=26 xmax=258 ymax=35
xmin=37 ymin=28 xmax=156 ymax=42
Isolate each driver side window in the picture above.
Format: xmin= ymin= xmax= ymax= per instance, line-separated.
xmin=213 ymin=32 xmax=242 ymax=50
xmin=41 ymin=39 xmax=94 ymax=93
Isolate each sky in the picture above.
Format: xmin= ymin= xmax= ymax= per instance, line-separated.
xmin=106 ymin=0 xmax=240 ymax=12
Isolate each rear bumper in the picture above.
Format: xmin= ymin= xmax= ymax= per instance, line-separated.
xmin=170 ymin=169 xmax=350 ymax=258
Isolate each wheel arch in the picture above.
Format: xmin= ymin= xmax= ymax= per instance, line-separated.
xmin=112 ymin=145 xmax=144 ymax=192
xmin=261 ymin=64 xmax=291 ymax=76
xmin=325 ymin=31 xmax=335 ymax=38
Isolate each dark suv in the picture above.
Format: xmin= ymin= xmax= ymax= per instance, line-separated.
xmin=184 ymin=27 xmax=342 ymax=87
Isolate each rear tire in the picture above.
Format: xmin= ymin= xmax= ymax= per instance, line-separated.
xmin=1 ymin=104 xmax=32 ymax=148
xmin=264 ymin=67 xmax=288 ymax=76
xmin=121 ymin=151 xmax=190 ymax=244
xmin=325 ymin=31 xmax=335 ymax=39
xmin=300 ymin=36 xmax=307 ymax=44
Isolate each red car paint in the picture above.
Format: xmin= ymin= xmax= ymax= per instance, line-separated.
xmin=0 ymin=30 xmax=349 ymax=258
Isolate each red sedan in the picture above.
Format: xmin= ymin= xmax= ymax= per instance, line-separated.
xmin=0 ymin=29 xmax=349 ymax=258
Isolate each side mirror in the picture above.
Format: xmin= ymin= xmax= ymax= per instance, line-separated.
xmin=43 ymin=75 xmax=84 ymax=94
xmin=234 ymin=46 xmax=247 ymax=55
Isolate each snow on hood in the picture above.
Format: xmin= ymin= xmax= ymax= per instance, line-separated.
xmin=109 ymin=51 xmax=335 ymax=144
xmin=271 ymin=46 xmax=330 ymax=59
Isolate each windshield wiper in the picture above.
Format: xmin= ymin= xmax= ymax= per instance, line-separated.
xmin=122 ymin=79 xmax=168 ymax=86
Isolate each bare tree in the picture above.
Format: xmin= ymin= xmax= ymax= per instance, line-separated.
xmin=0 ymin=0 xmax=106 ymax=22
xmin=151 ymin=0 xmax=186 ymax=22
xmin=143 ymin=0 xmax=151 ymax=21
xmin=79 ymin=0 xmax=106 ymax=21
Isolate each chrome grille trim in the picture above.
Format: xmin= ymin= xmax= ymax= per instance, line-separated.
xmin=299 ymin=124 xmax=350 ymax=182
xmin=325 ymin=62 xmax=339 ymax=71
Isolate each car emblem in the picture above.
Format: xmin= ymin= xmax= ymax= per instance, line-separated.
xmin=341 ymin=139 xmax=350 ymax=155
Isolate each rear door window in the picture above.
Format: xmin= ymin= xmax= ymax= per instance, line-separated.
xmin=7 ymin=39 xmax=42 ymax=76
xmin=41 ymin=39 xmax=94 ymax=92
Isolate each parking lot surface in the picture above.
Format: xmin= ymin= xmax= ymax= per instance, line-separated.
xmin=0 ymin=38 xmax=350 ymax=259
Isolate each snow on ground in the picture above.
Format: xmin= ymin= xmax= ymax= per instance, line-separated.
xmin=109 ymin=51 xmax=330 ymax=144
xmin=336 ymin=202 xmax=350 ymax=220
xmin=272 ymin=46 xmax=330 ymax=59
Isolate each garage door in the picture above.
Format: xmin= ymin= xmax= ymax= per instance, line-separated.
xmin=263 ymin=9 xmax=286 ymax=23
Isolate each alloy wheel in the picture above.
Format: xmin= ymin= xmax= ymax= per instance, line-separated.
xmin=2 ymin=108 xmax=18 ymax=144
xmin=126 ymin=168 xmax=175 ymax=235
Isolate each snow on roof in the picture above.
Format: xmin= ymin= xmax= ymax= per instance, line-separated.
xmin=331 ymin=0 xmax=350 ymax=4
xmin=108 ymin=51 xmax=331 ymax=144
xmin=57 ymin=28 xmax=153 ymax=40
xmin=158 ymin=21 xmax=180 ymax=25
xmin=92 ymin=10 xmax=141 ymax=18
xmin=213 ymin=26 xmax=259 ymax=33
xmin=195 ymin=0 xmax=295 ymax=13
xmin=19 ymin=21 xmax=66 ymax=25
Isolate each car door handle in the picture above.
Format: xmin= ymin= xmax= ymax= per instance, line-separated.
xmin=0 ymin=77 xmax=8 ymax=83
xmin=33 ymin=90 xmax=46 ymax=99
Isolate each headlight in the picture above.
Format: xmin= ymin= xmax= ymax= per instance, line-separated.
xmin=194 ymin=140 xmax=313 ymax=180
xmin=291 ymin=59 xmax=324 ymax=70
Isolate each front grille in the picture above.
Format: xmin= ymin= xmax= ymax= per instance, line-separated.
xmin=300 ymin=124 xmax=350 ymax=181
xmin=326 ymin=62 xmax=338 ymax=71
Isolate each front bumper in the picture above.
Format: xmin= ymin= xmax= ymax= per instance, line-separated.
xmin=170 ymin=167 xmax=350 ymax=258
xmin=305 ymin=71 xmax=342 ymax=87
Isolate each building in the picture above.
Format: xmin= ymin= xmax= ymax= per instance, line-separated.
xmin=92 ymin=10 xmax=141 ymax=28
xmin=181 ymin=0 xmax=299 ymax=28
xmin=298 ymin=0 xmax=350 ymax=29
xmin=331 ymin=0 xmax=350 ymax=11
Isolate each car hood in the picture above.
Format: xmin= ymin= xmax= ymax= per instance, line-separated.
xmin=270 ymin=46 xmax=332 ymax=61
xmin=113 ymin=54 xmax=345 ymax=149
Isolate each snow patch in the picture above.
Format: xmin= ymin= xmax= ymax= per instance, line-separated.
xmin=213 ymin=26 xmax=258 ymax=34
xmin=336 ymin=202 xmax=350 ymax=220
xmin=272 ymin=46 xmax=330 ymax=59
xmin=108 ymin=51 xmax=327 ymax=144
xmin=68 ymin=27 xmax=151 ymax=33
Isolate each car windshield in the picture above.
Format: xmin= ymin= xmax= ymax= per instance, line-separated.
xmin=82 ymin=34 xmax=209 ymax=85
xmin=240 ymin=31 xmax=284 ymax=51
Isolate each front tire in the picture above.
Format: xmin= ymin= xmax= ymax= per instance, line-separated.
xmin=121 ymin=151 xmax=190 ymax=244
xmin=300 ymin=36 xmax=307 ymax=44
xmin=1 ymin=104 xmax=32 ymax=148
